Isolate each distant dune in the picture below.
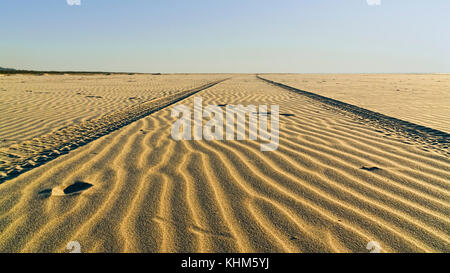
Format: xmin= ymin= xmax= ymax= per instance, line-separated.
xmin=0 ymin=75 xmax=448 ymax=253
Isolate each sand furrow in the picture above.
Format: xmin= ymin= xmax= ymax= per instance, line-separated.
xmin=195 ymin=139 xmax=378 ymax=252
xmin=275 ymin=131 xmax=450 ymax=212
xmin=20 ymin=120 xmax=144 ymax=252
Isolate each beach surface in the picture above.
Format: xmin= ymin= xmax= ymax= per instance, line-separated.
xmin=0 ymin=74 xmax=448 ymax=253
xmin=263 ymin=74 xmax=450 ymax=133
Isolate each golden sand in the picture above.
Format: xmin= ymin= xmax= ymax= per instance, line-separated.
xmin=263 ymin=74 xmax=450 ymax=133
xmin=0 ymin=75 xmax=448 ymax=253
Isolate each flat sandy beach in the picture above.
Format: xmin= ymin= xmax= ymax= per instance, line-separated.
xmin=0 ymin=74 xmax=449 ymax=253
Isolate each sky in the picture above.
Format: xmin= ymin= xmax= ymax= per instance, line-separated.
xmin=0 ymin=0 xmax=449 ymax=73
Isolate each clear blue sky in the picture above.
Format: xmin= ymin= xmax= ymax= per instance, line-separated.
xmin=1 ymin=0 xmax=449 ymax=73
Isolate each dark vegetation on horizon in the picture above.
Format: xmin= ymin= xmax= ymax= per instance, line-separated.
xmin=0 ymin=67 xmax=162 ymax=76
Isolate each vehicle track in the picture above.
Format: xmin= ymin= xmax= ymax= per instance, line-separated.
xmin=257 ymin=75 xmax=449 ymax=155
xmin=0 ymin=78 xmax=229 ymax=183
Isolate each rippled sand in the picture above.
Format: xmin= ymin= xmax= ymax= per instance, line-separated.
xmin=0 ymin=74 xmax=224 ymax=146
xmin=263 ymin=74 xmax=450 ymax=133
xmin=0 ymin=75 xmax=448 ymax=253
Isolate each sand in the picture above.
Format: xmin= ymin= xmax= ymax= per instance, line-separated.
xmin=0 ymin=75 xmax=448 ymax=253
xmin=262 ymin=74 xmax=450 ymax=133
xmin=0 ymin=74 xmax=225 ymax=146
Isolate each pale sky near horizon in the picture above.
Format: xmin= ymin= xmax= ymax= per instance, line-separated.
xmin=1 ymin=0 xmax=449 ymax=73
